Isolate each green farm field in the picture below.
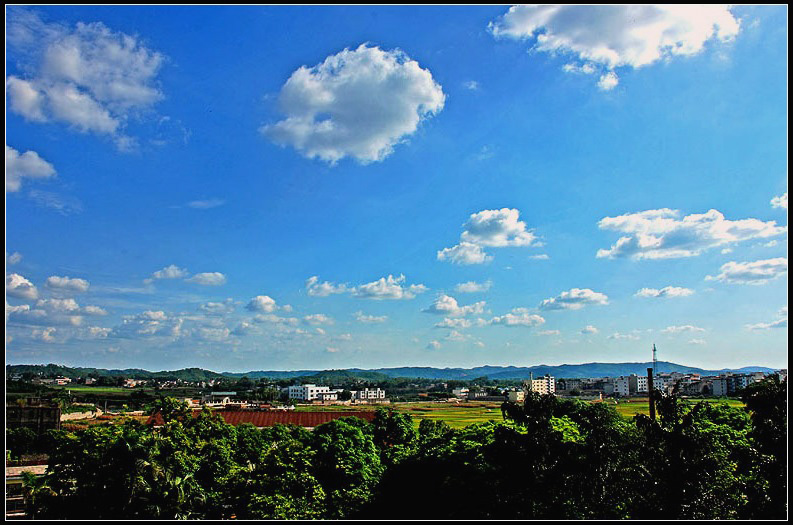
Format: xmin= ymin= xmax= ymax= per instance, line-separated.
xmin=295 ymin=401 xmax=506 ymax=429
xmin=296 ymin=397 xmax=747 ymax=427
xmin=609 ymin=397 xmax=745 ymax=419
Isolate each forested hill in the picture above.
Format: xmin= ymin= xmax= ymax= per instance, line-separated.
xmin=6 ymin=361 xmax=777 ymax=382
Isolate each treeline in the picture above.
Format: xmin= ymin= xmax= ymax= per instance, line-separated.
xmin=20 ymin=377 xmax=786 ymax=519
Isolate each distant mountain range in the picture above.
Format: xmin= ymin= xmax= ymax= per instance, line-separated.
xmin=5 ymin=361 xmax=780 ymax=382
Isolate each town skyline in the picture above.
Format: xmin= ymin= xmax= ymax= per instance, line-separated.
xmin=6 ymin=5 xmax=788 ymax=373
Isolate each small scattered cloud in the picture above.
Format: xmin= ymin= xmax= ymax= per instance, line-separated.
xmin=6 ymin=273 xmax=39 ymax=300
xmin=771 ymin=192 xmax=787 ymax=210
xmin=45 ymin=275 xmax=89 ymax=293
xmin=353 ymin=310 xmax=387 ymax=323
xmin=185 ymin=272 xmax=227 ymax=286
xmin=434 ymin=318 xmax=473 ymax=329
xmin=437 ymin=242 xmax=492 ymax=265
xmin=463 ymin=80 xmax=479 ymax=91
xmin=490 ymin=307 xmax=545 ymax=327
xmin=661 ymin=325 xmax=705 ymax=334
xmin=306 ymin=276 xmax=349 ymax=297
xmin=423 ymin=294 xmax=486 ymax=317
xmin=608 ymin=331 xmax=641 ymax=341
xmin=706 ymin=258 xmax=787 ymax=285
xmin=303 ymin=313 xmax=334 ymax=326
xmin=6 ymin=144 xmax=56 ymax=192
xmin=746 ymin=306 xmax=788 ymax=331
xmin=145 ymin=264 xmax=189 ymax=284
xmin=455 ymin=280 xmax=492 ymax=293
xmin=6 ymin=252 xmax=23 ymax=265
xmin=635 ymin=286 xmax=694 ymax=298
xmin=597 ymin=72 xmax=619 ymax=91
xmin=540 ymin=288 xmax=608 ymax=311
xmin=186 ymin=199 xmax=225 ymax=209
xmin=581 ymin=325 xmax=599 ymax=335
xmin=28 ymin=189 xmax=82 ymax=215
xmin=246 ymin=295 xmax=278 ymax=313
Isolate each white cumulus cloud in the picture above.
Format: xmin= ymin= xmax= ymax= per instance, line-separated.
xmin=540 ymin=288 xmax=609 ymax=311
xmin=706 ymin=258 xmax=787 ymax=285
xmin=597 ymin=208 xmax=786 ymax=260
xmin=635 ymin=286 xmax=694 ymax=298
xmin=262 ymin=44 xmax=445 ymax=164
xmin=438 ymin=208 xmax=540 ymax=265
xmin=455 ymin=280 xmax=492 ymax=293
xmin=353 ymin=311 xmax=388 ymax=323
xmin=489 ymin=5 xmax=740 ymax=90
xmin=45 ymin=275 xmax=90 ymax=293
xmin=246 ymin=295 xmax=279 ymax=313
xmin=6 ymin=144 xmax=57 ymax=192
xmin=6 ymin=273 xmax=39 ymax=300
xmin=185 ymin=272 xmax=227 ymax=286
xmin=490 ymin=307 xmax=545 ymax=327
xmin=662 ymin=325 xmax=705 ymax=334
xmin=7 ymin=10 xmax=165 ymax=143
xmin=423 ymin=295 xmax=486 ymax=317
xmin=771 ymin=192 xmax=787 ymax=210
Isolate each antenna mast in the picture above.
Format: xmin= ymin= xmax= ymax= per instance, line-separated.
xmin=652 ymin=343 xmax=658 ymax=374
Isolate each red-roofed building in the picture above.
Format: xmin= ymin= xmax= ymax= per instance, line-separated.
xmin=146 ymin=410 xmax=376 ymax=430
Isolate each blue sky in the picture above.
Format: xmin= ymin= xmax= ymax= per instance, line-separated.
xmin=6 ymin=5 xmax=788 ymax=372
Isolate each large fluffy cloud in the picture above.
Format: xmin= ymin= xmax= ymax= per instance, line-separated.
xmin=540 ymin=288 xmax=609 ymax=311
xmin=706 ymin=258 xmax=788 ymax=285
xmin=6 ymin=10 xmax=164 ymax=142
xmin=597 ymin=209 xmax=786 ymax=260
xmin=489 ymin=5 xmax=740 ymax=90
xmin=6 ymin=145 xmax=56 ymax=192
xmin=262 ymin=44 xmax=445 ymax=164
xmin=438 ymin=208 xmax=540 ymax=265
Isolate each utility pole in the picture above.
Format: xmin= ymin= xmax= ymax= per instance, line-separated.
xmin=648 ymin=367 xmax=656 ymax=421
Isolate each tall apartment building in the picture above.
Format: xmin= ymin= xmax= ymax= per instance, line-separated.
xmin=613 ymin=376 xmax=631 ymax=397
xmin=526 ymin=375 xmax=556 ymax=395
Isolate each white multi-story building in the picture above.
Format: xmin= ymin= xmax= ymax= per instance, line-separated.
xmin=287 ymin=384 xmax=333 ymax=401
xmin=527 ymin=375 xmax=556 ymax=395
xmin=353 ymin=388 xmax=386 ymax=401
xmin=613 ymin=376 xmax=631 ymax=397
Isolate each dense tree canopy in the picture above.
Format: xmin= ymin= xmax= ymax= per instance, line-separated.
xmin=19 ymin=378 xmax=787 ymax=520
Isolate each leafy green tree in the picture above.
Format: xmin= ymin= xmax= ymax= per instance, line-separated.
xmin=311 ymin=417 xmax=383 ymax=518
xmin=740 ymin=376 xmax=787 ymax=518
